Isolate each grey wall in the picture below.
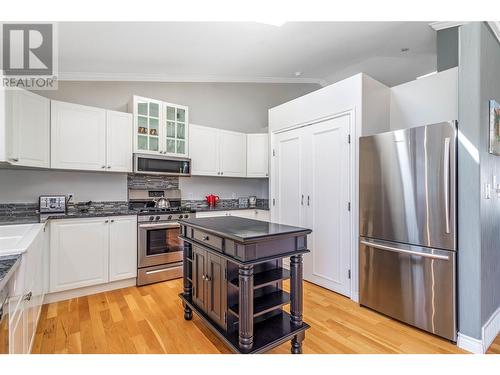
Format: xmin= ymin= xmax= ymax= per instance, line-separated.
xmin=0 ymin=168 xmax=127 ymax=203
xmin=437 ymin=27 xmax=459 ymax=72
xmin=458 ymin=22 xmax=500 ymax=340
xmin=34 ymin=81 xmax=320 ymax=133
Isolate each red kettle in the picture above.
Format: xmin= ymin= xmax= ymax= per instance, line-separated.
xmin=205 ymin=194 xmax=219 ymax=207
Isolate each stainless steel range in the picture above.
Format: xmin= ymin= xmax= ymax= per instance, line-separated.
xmin=129 ymin=189 xmax=193 ymax=286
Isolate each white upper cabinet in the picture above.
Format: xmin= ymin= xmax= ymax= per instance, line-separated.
xmin=219 ymin=130 xmax=247 ymax=177
xmin=189 ymin=124 xmax=247 ymax=177
xmin=246 ymin=133 xmax=269 ymax=177
xmin=189 ymin=124 xmax=220 ymax=176
xmin=51 ymin=100 xmax=107 ymax=171
xmin=51 ymin=100 xmax=132 ymax=172
xmin=106 ymin=110 xmax=133 ymax=172
xmin=131 ymin=95 xmax=189 ymax=157
xmin=5 ymin=89 xmax=50 ymax=168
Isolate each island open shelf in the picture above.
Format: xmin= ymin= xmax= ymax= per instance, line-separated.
xmin=178 ymin=216 xmax=311 ymax=354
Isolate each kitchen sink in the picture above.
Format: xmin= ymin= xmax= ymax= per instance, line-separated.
xmin=0 ymin=223 xmax=44 ymax=256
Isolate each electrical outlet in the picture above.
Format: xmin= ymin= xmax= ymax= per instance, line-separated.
xmin=232 ymin=192 xmax=237 ymax=199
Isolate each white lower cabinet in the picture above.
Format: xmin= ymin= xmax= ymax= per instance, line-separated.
xmin=8 ymin=224 xmax=47 ymax=354
xmin=109 ymin=216 xmax=137 ymax=281
xmin=195 ymin=209 xmax=269 ymax=222
xmin=49 ymin=216 xmax=137 ymax=293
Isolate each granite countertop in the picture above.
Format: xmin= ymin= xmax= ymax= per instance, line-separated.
xmin=192 ymin=205 xmax=269 ymax=212
xmin=0 ymin=254 xmax=21 ymax=291
xmin=0 ymin=209 xmax=138 ymax=226
xmin=179 ymin=216 xmax=310 ymax=243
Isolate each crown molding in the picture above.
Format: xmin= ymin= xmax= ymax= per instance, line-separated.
xmin=429 ymin=21 xmax=468 ymax=31
xmin=487 ymin=21 xmax=500 ymax=44
xmin=57 ymin=71 xmax=327 ymax=86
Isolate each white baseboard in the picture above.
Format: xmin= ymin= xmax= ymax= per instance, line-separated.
xmin=457 ymin=306 xmax=500 ymax=354
xmin=44 ymin=278 xmax=136 ymax=304
xmin=457 ymin=333 xmax=484 ymax=354
xmin=483 ymin=306 xmax=500 ymax=352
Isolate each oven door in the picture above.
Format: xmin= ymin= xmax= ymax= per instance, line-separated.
xmin=138 ymin=222 xmax=184 ymax=268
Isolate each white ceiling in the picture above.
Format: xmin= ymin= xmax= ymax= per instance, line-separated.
xmin=58 ymin=22 xmax=437 ymax=87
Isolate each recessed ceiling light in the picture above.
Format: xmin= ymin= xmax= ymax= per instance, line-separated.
xmin=401 ymin=48 xmax=410 ymax=52
xmin=295 ymin=71 xmax=302 ymax=77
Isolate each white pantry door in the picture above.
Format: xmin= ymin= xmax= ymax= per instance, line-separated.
xmin=273 ymin=128 xmax=305 ymax=228
xmin=303 ymin=115 xmax=351 ymax=296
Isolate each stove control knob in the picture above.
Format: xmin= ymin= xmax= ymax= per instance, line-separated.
xmin=149 ymin=216 xmax=154 ymax=221
xmin=155 ymin=216 xmax=160 ymax=221
xmin=184 ymin=214 xmax=189 ymax=218
xmin=168 ymin=215 xmax=172 ymax=220
xmin=179 ymin=215 xmax=183 ymax=219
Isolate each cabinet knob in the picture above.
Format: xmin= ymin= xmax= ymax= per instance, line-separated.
xmin=105 ymin=220 xmax=109 ymax=223
xmin=202 ymin=275 xmax=206 ymax=280
xmin=107 ymin=166 xmax=111 ymax=169
xmin=110 ymin=219 xmax=114 ymax=223
xmin=9 ymin=158 xmax=19 ymax=162
xmin=221 ymin=172 xmax=223 ymax=175
xmin=101 ymin=165 xmax=106 ymax=169
xmin=205 ymin=275 xmax=211 ymax=282
xmin=202 ymin=236 xmax=209 ymax=241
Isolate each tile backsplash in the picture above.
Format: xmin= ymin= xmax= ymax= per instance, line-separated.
xmin=127 ymin=174 xmax=179 ymax=190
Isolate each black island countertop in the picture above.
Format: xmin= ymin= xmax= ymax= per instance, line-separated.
xmin=179 ymin=216 xmax=310 ymax=244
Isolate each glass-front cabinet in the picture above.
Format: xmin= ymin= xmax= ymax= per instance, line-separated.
xmin=131 ymin=96 xmax=189 ymax=157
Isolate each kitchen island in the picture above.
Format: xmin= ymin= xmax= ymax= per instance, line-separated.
xmin=178 ymin=216 xmax=311 ymax=354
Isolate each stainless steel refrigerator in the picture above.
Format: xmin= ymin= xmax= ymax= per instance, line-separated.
xmin=359 ymin=121 xmax=457 ymax=341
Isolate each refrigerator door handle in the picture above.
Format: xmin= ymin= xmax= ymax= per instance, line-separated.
xmin=360 ymin=240 xmax=450 ymax=261
xmin=444 ymin=137 xmax=451 ymax=234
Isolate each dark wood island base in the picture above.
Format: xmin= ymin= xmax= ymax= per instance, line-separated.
xmin=178 ymin=216 xmax=311 ymax=354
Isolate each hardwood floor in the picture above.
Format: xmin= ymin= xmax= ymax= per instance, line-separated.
xmin=32 ymin=279 xmax=478 ymax=354
xmin=487 ymin=335 xmax=500 ymax=354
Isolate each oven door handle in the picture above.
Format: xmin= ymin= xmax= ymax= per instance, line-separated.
xmin=139 ymin=222 xmax=181 ymax=229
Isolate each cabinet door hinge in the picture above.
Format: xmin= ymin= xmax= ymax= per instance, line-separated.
xmin=224 ymin=312 xmax=227 ymax=323
xmin=272 ymin=198 xmax=276 ymax=206
xmin=347 ymin=202 xmax=351 ymax=211
xmin=348 ymin=269 xmax=351 ymax=279
xmin=272 ymin=149 xmax=276 ymax=157
xmin=347 ymin=134 xmax=351 ymax=144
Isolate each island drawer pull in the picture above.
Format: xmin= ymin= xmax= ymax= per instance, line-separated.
xmin=203 ymin=236 xmax=210 ymax=241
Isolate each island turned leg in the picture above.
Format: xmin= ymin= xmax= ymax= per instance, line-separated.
xmin=183 ymin=242 xmax=192 ymax=321
xmin=290 ymin=254 xmax=304 ymax=353
xmin=238 ymin=265 xmax=254 ymax=351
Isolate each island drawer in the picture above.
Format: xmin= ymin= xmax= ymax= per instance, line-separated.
xmin=192 ymin=229 xmax=223 ymax=251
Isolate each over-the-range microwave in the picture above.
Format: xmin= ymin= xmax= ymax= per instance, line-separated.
xmin=133 ymin=153 xmax=191 ymax=176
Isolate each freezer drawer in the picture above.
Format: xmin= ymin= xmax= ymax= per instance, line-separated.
xmin=359 ymin=237 xmax=456 ymax=341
